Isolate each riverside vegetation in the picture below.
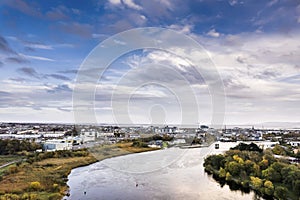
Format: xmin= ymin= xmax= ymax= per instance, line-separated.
xmin=204 ymin=143 xmax=300 ymax=200
xmin=0 ymin=139 xmax=158 ymax=200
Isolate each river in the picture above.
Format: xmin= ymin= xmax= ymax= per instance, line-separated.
xmin=66 ymin=142 xmax=258 ymax=200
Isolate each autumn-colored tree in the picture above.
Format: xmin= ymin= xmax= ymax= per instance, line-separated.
xmin=263 ymin=180 xmax=274 ymax=196
xmin=250 ymin=176 xmax=263 ymax=190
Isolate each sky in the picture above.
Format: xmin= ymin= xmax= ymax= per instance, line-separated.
xmin=0 ymin=0 xmax=300 ymax=126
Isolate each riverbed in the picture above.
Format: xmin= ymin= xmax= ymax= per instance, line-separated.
xmin=66 ymin=142 xmax=257 ymax=200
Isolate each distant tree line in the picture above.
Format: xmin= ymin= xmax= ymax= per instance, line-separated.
xmin=138 ymin=134 xmax=174 ymax=143
xmin=0 ymin=139 xmax=41 ymax=155
xmin=131 ymin=134 xmax=174 ymax=148
xmin=204 ymin=143 xmax=300 ymax=200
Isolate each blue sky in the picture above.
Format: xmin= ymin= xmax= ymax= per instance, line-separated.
xmin=0 ymin=0 xmax=300 ymax=125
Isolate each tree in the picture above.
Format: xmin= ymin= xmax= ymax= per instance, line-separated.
xmin=272 ymin=144 xmax=287 ymax=156
xmin=231 ymin=143 xmax=262 ymax=153
xmin=233 ymin=155 xmax=244 ymax=164
xmin=250 ymin=176 xmax=263 ymax=190
xmin=204 ymin=154 xmax=225 ymax=170
xmin=259 ymin=158 xmax=269 ymax=170
xmin=226 ymin=161 xmax=241 ymax=176
xmin=274 ymin=186 xmax=288 ymax=200
xmin=262 ymin=162 xmax=285 ymax=182
xmin=219 ymin=167 xmax=226 ymax=178
xmin=263 ymin=180 xmax=274 ymax=196
xmin=225 ymin=172 xmax=232 ymax=181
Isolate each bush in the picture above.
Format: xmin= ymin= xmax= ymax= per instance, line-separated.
xmin=0 ymin=194 xmax=20 ymax=200
xmin=21 ymin=193 xmax=29 ymax=200
xmin=263 ymin=180 xmax=274 ymax=196
xmin=29 ymin=182 xmax=42 ymax=191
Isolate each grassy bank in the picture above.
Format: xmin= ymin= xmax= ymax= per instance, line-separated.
xmin=0 ymin=142 xmax=159 ymax=200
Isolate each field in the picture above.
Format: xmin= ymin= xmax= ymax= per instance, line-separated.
xmin=0 ymin=142 xmax=158 ymax=200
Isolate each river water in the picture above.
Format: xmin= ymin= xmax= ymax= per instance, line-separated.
xmin=66 ymin=142 xmax=257 ymax=200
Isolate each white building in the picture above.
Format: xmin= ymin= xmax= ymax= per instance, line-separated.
xmin=43 ymin=139 xmax=72 ymax=151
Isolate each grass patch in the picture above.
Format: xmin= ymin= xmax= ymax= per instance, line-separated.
xmin=0 ymin=142 xmax=159 ymax=199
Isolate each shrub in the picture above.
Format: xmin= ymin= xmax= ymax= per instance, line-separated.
xmin=21 ymin=193 xmax=29 ymax=200
xmin=1 ymin=194 xmax=20 ymax=200
xmin=263 ymin=180 xmax=274 ymax=196
xmin=29 ymin=182 xmax=42 ymax=191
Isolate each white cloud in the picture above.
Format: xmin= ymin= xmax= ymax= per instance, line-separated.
xmin=167 ymin=24 xmax=193 ymax=35
xmin=123 ymin=0 xmax=142 ymax=10
xmin=228 ymin=0 xmax=238 ymax=6
xmin=20 ymin=54 xmax=55 ymax=61
xmin=108 ymin=0 xmax=121 ymax=5
xmin=25 ymin=43 xmax=53 ymax=50
xmin=206 ymin=29 xmax=220 ymax=38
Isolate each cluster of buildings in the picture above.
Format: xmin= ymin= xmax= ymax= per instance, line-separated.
xmin=0 ymin=122 xmax=299 ymax=152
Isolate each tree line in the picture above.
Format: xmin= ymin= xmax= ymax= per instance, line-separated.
xmin=204 ymin=143 xmax=300 ymax=200
xmin=0 ymin=139 xmax=41 ymax=155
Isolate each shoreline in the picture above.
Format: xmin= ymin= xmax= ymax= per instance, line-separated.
xmin=64 ymin=142 xmax=160 ymax=198
xmin=0 ymin=142 xmax=160 ymax=199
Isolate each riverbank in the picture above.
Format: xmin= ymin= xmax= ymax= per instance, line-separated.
xmin=0 ymin=142 xmax=159 ymax=200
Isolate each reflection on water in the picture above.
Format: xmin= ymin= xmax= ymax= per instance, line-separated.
xmin=66 ymin=143 xmax=257 ymax=200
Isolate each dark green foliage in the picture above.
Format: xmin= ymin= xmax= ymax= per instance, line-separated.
xmin=132 ymin=141 xmax=148 ymax=148
xmin=203 ymin=154 xmax=225 ymax=171
xmin=204 ymin=143 xmax=300 ymax=200
xmin=0 ymin=139 xmax=41 ymax=155
xmin=274 ymin=186 xmax=288 ymax=200
xmin=230 ymin=142 xmax=263 ymax=153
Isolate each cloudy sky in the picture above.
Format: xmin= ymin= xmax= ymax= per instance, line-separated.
xmin=0 ymin=0 xmax=299 ymax=126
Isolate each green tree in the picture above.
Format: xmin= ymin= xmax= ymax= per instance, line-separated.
xmin=263 ymin=180 xmax=274 ymax=196
xmin=262 ymin=162 xmax=285 ymax=182
xmin=274 ymin=186 xmax=288 ymax=200
xmin=226 ymin=161 xmax=240 ymax=176
xmin=225 ymin=172 xmax=232 ymax=181
xmin=272 ymin=144 xmax=287 ymax=156
xmin=219 ymin=167 xmax=226 ymax=178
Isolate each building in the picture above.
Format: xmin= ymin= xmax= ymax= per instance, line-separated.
xmin=43 ymin=139 xmax=72 ymax=151
xmin=289 ymin=141 xmax=300 ymax=147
